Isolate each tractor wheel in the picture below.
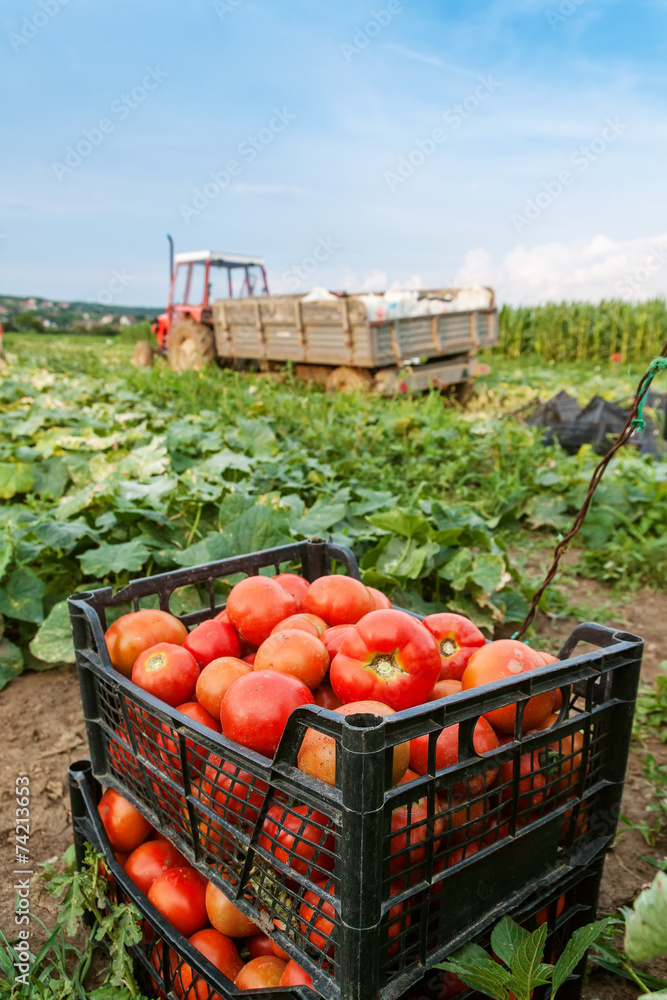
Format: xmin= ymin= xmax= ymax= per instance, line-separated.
xmin=455 ymin=379 xmax=475 ymax=406
xmin=168 ymin=319 xmax=215 ymax=374
xmin=325 ymin=366 xmax=374 ymax=393
xmin=131 ymin=341 xmax=154 ymax=368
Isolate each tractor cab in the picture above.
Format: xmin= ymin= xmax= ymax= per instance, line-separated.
xmin=153 ymin=251 xmax=268 ymax=351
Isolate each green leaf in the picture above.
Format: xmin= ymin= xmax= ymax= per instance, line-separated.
xmin=367 ymin=509 xmax=430 ymax=538
xmin=0 ymin=527 xmax=12 ymax=581
xmin=437 ymin=943 xmax=511 ymax=1000
xmin=440 ymin=548 xmax=474 ymax=589
xmin=524 ymin=495 xmax=570 ymax=530
xmin=0 ymin=462 xmax=35 ymax=499
xmin=376 ymin=537 xmax=439 ymax=580
xmin=289 ymin=498 xmax=347 ymax=537
xmin=625 ymin=871 xmax=667 ymax=962
xmin=0 ymin=637 xmax=24 ymax=689
xmin=29 ymin=600 xmax=75 ymax=665
xmin=201 ymin=449 xmax=254 ymax=477
xmin=551 ymin=919 xmax=609 ymax=997
xmin=223 ymin=504 xmax=291 ymax=555
xmin=32 ymin=456 xmax=70 ymax=499
xmin=228 ymin=418 xmax=278 ymax=456
xmin=0 ymin=569 xmax=45 ymax=623
xmin=33 ymin=518 xmax=97 ymax=554
xmin=79 ymin=538 xmax=153 ymax=577
xmin=171 ymin=532 xmax=232 ymax=568
xmin=471 ymin=552 xmax=507 ymax=594
xmin=505 ymin=923 xmax=550 ymax=1000
xmin=491 ymin=917 xmax=530 ymax=967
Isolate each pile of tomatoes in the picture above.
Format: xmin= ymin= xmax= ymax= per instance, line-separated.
xmin=99 ymin=571 xmax=584 ymax=995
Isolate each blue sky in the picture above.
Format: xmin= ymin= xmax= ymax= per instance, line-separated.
xmin=2 ymin=0 xmax=667 ymax=307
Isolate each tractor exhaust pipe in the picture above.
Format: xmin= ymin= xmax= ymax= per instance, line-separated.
xmin=167 ymin=234 xmax=174 ymax=281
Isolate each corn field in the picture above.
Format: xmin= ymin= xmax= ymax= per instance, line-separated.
xmin=497 ymin=299 xmax=667 ymax=362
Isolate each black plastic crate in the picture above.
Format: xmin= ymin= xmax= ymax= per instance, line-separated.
xmin=69 ymin=759 xmax=605 ymax=1000
xmin=68 ymin=540 xmax=643 ymax=1000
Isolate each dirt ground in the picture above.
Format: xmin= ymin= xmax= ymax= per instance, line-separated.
xmin=0 ymin=577 xmax=665 ymax=997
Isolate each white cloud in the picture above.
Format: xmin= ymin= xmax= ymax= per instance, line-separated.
xmin=454 ymin=234 xmax=667 ymax=305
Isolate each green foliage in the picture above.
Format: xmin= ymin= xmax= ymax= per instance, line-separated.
xmin=634 ymin=664 xmax=667 ymax=743
xmin=589 ymin=914 xmax=667 ymax=994
xmin=625 ymin=872 xmax=667 ymax=962
xmin=498 ymin=299 xmax=667 ymax=362
xmin=437 ymin=914 xmax=609 ymax=1000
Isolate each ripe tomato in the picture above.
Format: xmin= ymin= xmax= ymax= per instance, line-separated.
xmin=439 ymin=792 xmax=488 ymax=844
xmin=132 ymin=643 xmax=200 ymax=707
xmin=330 ymin=610 xmax=440 ymax=711
xmin=124 ymin=839 xmax=188 ymax=894
xmin=461 ymin=640 xmax=557 ymax=733
xmin=422 ymin=613 xmax=486 ymax=681
xmin=298 ymin=699 xmax=410 ymax=787
xmin=390 ymin=774 xmax=445 ymax=877
xmin=246 ymin=933 xmax=277 ymax=959
xmin=176 ymin=701 xmax=222 ymax=734
xmin=105 ymin=610 xmax=188 ymax=678
xmin=321 ymin=624 xmax=355 ymax=658
xmin=302 ymin=574 xmax=375 ymax=626
xmin=428 ymin=679 xmax=463 ymax=701
xmin=299 ymin=878 xmax=407 ymax=958
xmin=409 ymin=717 xmax=499 ymax=797
xmin=205 ymin=882 xmax=260 ymax=937
xmin=235 ymin=956 xmax=286 ymax=990
xmin=183 ymin=620 xmax=241 ymax=668
xmin=500 ymin=752 xmax=548 ymax=813
xmin=536 ymin=893 xmax=566 ymax=928
xmin=280 ymin=959 xmax=312 ymax=987
xmin=148 ymin=867 xmax=208 ymax=937
xmin=243 ymin=652 xmax=256 ymax=665
xmin=271 ymin=612 xmax=328 ymax=637
xmin=273 ymin=572 xmax=310 ymax=609
xmin=157 ymin=702 xmax=222 ymax=777
xmin=204 ymin=757 xmax=268 ymax=828
xmin=213 ymin=609 xmax=229 ymax=624
xmin=367 ymin=586 xmax=392 ymax=610
xmin=98 ymin=788 xmax=153 ymax=853
xmin=226 ymin=576 xmax=297 ymax=646
xmin=109 ymin=727 xmax=141 ymax=783
xmin=172 ymin=928 xmax=243 ymax=1000
xmin=220 ymin=670 xmax=314 ymax=758
xmin=254 ymin=629 xmax=329 ymax=690
xmin=312 ymin=682 xmax=342 ymax=710
xmin=195 ymin=657 xmax=251 ymax=720
xmin=549 ymin=731 xmax=584 ymax=796
xmin=258 ymin=802 xmax=335 ymax=877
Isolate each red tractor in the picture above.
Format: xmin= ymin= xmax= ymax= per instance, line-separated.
xmin=152 ymin=247 xmax=269 ymax=372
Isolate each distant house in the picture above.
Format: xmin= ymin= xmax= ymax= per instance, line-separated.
xmin=57 ymin=302 xmax=70 ymax=309
xmin=0 ymin=306 xmax=8 ymax=316
xmin=119 ymin=315 xmax=136 ymax=326
xmin=100 ymin=313 xmax=116 ymax=324
xmin=42 ymin=300 xmax=54 ymax=308
xmin=24 ymin=298 xmax=37 ymax=309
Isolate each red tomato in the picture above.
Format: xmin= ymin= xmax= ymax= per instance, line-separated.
xmin=98 ymin=788 xmax=153 ymax=853
xmin=105 ymin=610 xmax=187 ymax=678
xmin=312 ymin=682 xmax=342 ymax=710
xmin=536 ymin=893 xmax=566 ymax=928
xmin=157 ymin=702 xmax=222 ymax=777
xmin=280 ymin=959 xmax=312 ymax=987
xmin=409 ymin=717 xmax=500 ymax=797
xmin=271 ymin=612 xmax=328 ymax=637
xmin=299 ymin=878 xmax=407 ymax=957
xmin=148 ymin=868 xmax=208 ymax=937
xmin=423 ymin=613 xmax=486 ymax=681
xmin=235 ymin=956 xmax=286 ymax=990
xmin=549 ymin=731 xmax=584 ymax=796
xmin=109 ymin=727 xmax=141 ymax=783
xmin=243 ymin=652 xmax=256 ymax=665
xmin=173 ymin=928 xmax=243 ymax=1000
xmin=195 ymin=657 xmax=251 ymax=720
xmin=114 ymin=852 xmax=129 ymax=868
xmin=390 ymin=775 xmax=445 ymax=877
xmin=246 ymin=933 xmax=277 ymax=959
xmin=204 ymin=757 xmax=268 ymax=827
xmin=428 ymin=679 xmax=463 ymax=701
xmin=258 ymin=802 xmax=335 ymax=877
xmin=461 ymin=640 xmax=557 ymax=733
xmin=124 ymin=839 xmax=188 ymax=895
xmin=500 ymin=752 xmax=548 ymax=812
xmin=176 ymin=701 xmax=222 ymax=733
xmin=226 ymin=576 xmax=297 ymax=646
xmin=183 ymin=620 xmax=241 ymax=668
xmin=439 ymin=792 xmax=488 ymax=843
xmin=302 ymin=574 xmax=375 ymax=626
xmin=213 ymin=609 xmax=229 ymax=624
xmin=254 ymin=629 xmax=330 ymax=690
xmin=367 ymin=586 xmax=392 ymax=610
xmin=205 ymin=882 xmax=259 ymax=937
xmin=298 ymin=700 xmax=410 ymax=786
xmin=321 ymin=624 xmax=355 ymax=658
xmin=273 ymin=573 xmax=310 ymax=610
xmin=132 ymin=643 xmax=200 ymax=707
xmin=220 ymin=670 xmax=314 ymax=758
xmin=330 ymin=610 xmax=440 ymax=711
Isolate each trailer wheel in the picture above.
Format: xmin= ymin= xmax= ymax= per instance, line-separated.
xmin=325 ymin=367 xmax=374 ymax=393
xmin=168 ymin=319 xmax=215 ymax=373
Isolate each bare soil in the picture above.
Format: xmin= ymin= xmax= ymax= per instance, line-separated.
xmin=0 ymin=576 xmax=665 ymax=997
